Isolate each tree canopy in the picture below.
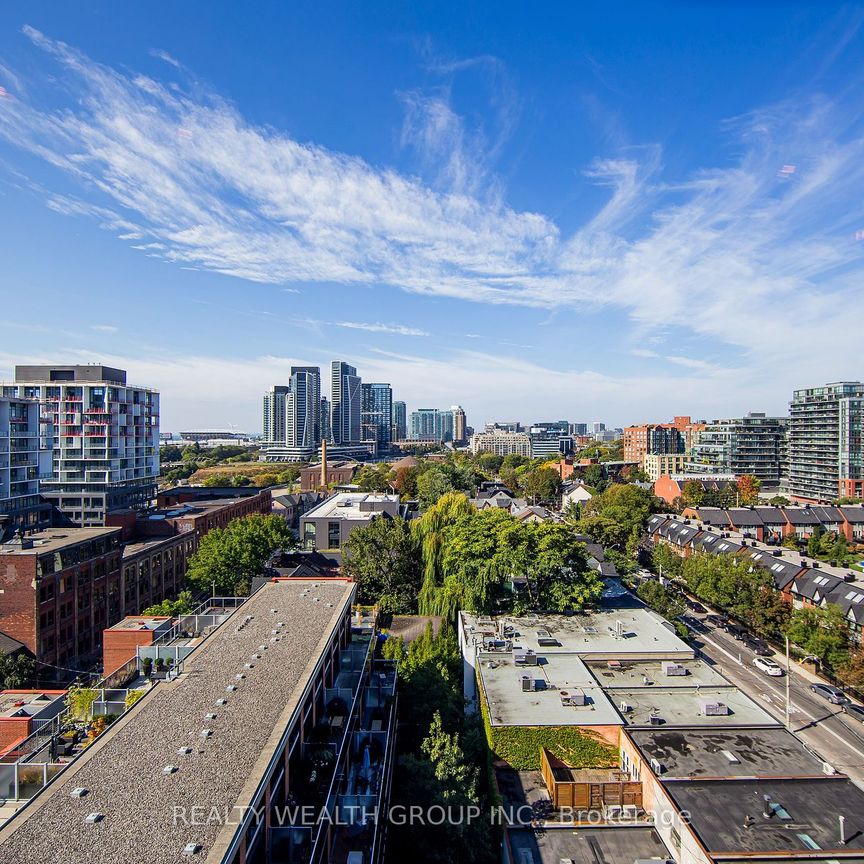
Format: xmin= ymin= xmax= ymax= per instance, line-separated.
xmin=341 ymin=516 xmax=422 ymax=614
xmin=185 ymin=514 xmax=295 ymax=595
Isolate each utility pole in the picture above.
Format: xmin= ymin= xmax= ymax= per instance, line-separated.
xmin=785 ymin=635 xmax=791 ymax=729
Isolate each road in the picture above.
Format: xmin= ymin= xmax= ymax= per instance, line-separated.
xmin=681 ymin=614 xmax=864 ymax=787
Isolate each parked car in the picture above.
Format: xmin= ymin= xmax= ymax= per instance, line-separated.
xmin=687 ymin=599 xmax=707 ymax=614
xmin=752 ymin=656 xmax=784 ymax=676
xmin=743 ymin=635 xmax=773 ymax=657
xmin=705 ymin=614 xmax=727 ymax=628
xmin=843 ymin=703 xmax=864 ymax=724
xmin=725 ymin=623 xmax=746 ymax=640
xmin=810 ymin=683 xmax=849 ymax=705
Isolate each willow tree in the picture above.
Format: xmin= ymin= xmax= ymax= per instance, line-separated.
xmin=414 ymin=492 xmax=473 ymax=615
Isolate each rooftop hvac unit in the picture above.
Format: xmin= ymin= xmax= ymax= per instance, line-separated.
xmin=649 ymin=712 xmax=664 ymax=726
xmin=515 ymin=650 xmax=538 ymax=666
xmin=521 ymin=675 xmax=536 ymax=692
xmin=620 ymin=700 xmax=632 ymax=713
xmin=700 ymin=699 xmax=730 ymax=716
xmin=649 ymin=757 xmax=666 ymax=774
xmin=568 ymin=689 xmax=587 ymax=706
xmin=662 ymin=661 xmax=688 ymax=677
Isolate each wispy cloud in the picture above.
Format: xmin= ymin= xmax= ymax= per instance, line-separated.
xmin=150 ymin=48 xmax=181 ymax=69
xmin=90 ymin=324 xmax=118 ymax=333
xmin=1 ymin=26 xmax=864 ymax=391
xmin=333 ymin=321 xmax=429 ymax=337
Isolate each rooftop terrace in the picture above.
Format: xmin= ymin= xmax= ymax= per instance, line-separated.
xmin=0 ymin=580 xmax=355 ymax=864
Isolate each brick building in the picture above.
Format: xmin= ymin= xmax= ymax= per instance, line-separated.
xmin=0 ymin=527 xmax=123 ymax=669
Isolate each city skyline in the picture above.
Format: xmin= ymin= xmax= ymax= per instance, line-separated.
xmin=1 ymin=5 xmax=863 ymax=430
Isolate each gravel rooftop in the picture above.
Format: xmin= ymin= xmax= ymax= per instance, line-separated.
xmin=0 ymin=579 xmax=355 ymax=864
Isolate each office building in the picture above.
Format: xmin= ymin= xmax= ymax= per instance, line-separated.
xmin=330 ymin=361 xmax=362 ymax=444
xmin=688 ymin=413 xmax=788 ymax=484
xmin=452 ymin=405 xmax=467 ymax=445
xmin=392 ymin=400 xmax=407 ymax=441
xmin=529 ymin=422 xmax=574 ymax=459
xmin=0 ymin=396 xmax=52 ymax=536
xmin=569 ymin=422 xmax=588 ymax=436
xmin=469 ymin=427 xmax=532 ymax=457
xmin=4 ymin=366 xmax=159 ymax=526
xmin=592 ymin=421 xmax=606 ymax=435
xmin=789 ymin=381 xmax=864 ymax=502
xmin=285 ymin=366 xmax=321 ymax=449
xmin=361 ymin=383 xmax=393 ymax=451
xmin=262 ymin=385 xmax=289 ymax=445
xmin=301 ymin=492 xmax=407 ymax=561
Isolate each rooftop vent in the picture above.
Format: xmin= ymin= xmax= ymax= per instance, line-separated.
xmin=649 ymin=757 xmax=666 ymax=774
xmin=177 ymin=747 xmax=193 ymax=755
xmin=235 ymin=673 xmax=246 ymax=680
xmin=226 ymin=685 xmax=237 ymax=692
xmin=215 ymin=698 xmax=227 ymax=706
xmin=722 ymin=750 xmax=740 ymax=764
xmin=205 ymin=713 xmax=217 ymax=720
xmin=700 ymin=699 xmax=730 ymax=716
xmin=200 ymin=729 xmax=213 ymax=738
xmin=84 ymin=813 xmax=104 ymax=824
xmin=70 ymin=787 xmax=88 ymax=798
xmin=182 ymin=842 xmax=202 ymax=857
xmin=163 ymin=765 xmax=178 ymax=775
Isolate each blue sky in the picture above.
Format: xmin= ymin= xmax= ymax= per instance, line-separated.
xmin=0 ymin=2 xmax=863 ymax=432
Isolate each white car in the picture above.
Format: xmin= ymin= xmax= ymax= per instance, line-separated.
xmin=753 ymin=656 xmax=784 ymax=677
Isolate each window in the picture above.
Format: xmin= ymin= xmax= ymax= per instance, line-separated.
xmin=328 ymin=521 xmax=341 ymax=549
xmin=303 ymin=522 xmax=316 ymax=551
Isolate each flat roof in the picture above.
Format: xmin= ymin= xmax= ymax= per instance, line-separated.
xmin=478 ymin=652 xmax=621 ymax=727
xmin=0 ymin=527 xmax=120 ymax=556
xmin=0 ymin=691 xmax=65 ymax=719
xmin=105 ymin=616 xmax=171 ymax=632
xmin=122 ymin=535 xmax=186 ymax=558
xmin=507 ymin=826 xmax=670 ymax=864
xmin=615 ymin=686 xmax=778 ymax=728
xmin=462 ymin=608 xmax=694 ymax=659
xmin=668 ymin=778 xmax=864 ymax=853
xmin=586 ymin=658 xmax=731 ymax=689
xmin=0 ymin=580 xmax=355 ymax=864
xmin=303 ymin=492 xmax=401 ymax=521
xmin=627 ymin=727 xmax=826 ymax=779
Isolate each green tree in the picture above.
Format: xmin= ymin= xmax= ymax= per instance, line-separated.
xmin=786 ymin=604 xmax=850 ymax=671
xmin=0 ymin=653 xmax=35 ymax=689
xmin=354 ymin=463 xmax=393 ymax=493
xmin=141 ymin=590 xmax=194 ymax=617
xmin=580 ymin=483 xmax=658 ymax=550
xmin=519 ymin=466 xmax=562 ymax=504
xmin=637 ymin=580 xmax=685 ymax=620
xmin=276 ymin=466 xmax=301 ymax=488
xmin=392 ymin=465 xmax=420 ymax=498
xmin=807 ymin=526 xmax=824 ymax=559
xmin=680 ymin=480 xmax=705 ymax=507
xmin=416 ymin=465 xmax=454 ymax=509
xmin=341 ymin=516 xmax=422 ymax=614
xmin=254 ymin=473 xmax=280 ymax=488
xmin=413 ymin=492 xmax=474 ymax=615
xmin=185 ymin=514 xmax=295 ymax=595
xmin=581 ymin=464 xmax=607 ymax=492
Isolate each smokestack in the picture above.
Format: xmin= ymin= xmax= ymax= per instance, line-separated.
xmin=320 ymin=439 xmax=327 ymax=489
